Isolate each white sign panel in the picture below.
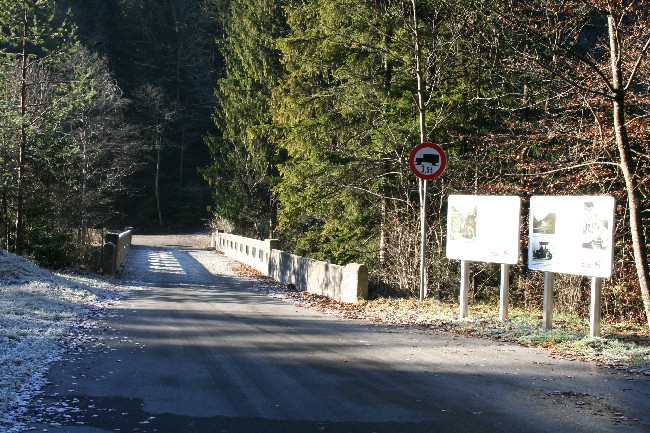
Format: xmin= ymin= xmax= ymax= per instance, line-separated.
xmin=446 ymin=195 xmax=521 ymax=264
xmin=528 ymin=196 xmax=615 ymax=278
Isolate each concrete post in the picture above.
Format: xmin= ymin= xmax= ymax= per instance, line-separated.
xmin=264 ymin=239 xmax=280 ymax=276
xmin=104 ymin=231 xmax=132 ymax=276
xmin=103 ymin=242 xmax=116 ymax=275
xmin=105 ymin=232 xmax=119 ymax=247
xmin=342 ymin=263 xmax=369 ymax=303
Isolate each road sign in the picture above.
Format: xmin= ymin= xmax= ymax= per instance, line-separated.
xmin=409 ymin=142 xmax=447 ymax=300
xmin=409 ymin=142 xmax=447 ymax=180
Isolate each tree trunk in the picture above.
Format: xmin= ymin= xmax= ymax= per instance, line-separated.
xmin=179 ymin=128 xmax=185 ymax=186
xmin=613 ymin=96 xmax=650 ymax=326
xmin=15 ymin=4 xmax=29 ymax=253
xmin=2 ymin=187 xmax=8 ymax=250
xmin=412 ymin=0 xmax=428 ymax=300
xmin=155 ymin=136 xmax=163 ymax=226
xmin=608 ymin=14 xmax=650 ymax=326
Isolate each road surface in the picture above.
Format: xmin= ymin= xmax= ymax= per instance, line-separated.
xmin=24 ymin=235 xmax=649 ymax=432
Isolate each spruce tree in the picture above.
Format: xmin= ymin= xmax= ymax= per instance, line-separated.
xmin=203 ymin=0 xmax=286 ymax=238
xmin=0 ymin=0 xmax=87 ymax=256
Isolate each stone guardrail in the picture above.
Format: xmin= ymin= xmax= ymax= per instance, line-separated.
xmin=212 ymin=231 xmax=368 ymax=304
xmin=103 ymin=228 xmax=132 ymax=276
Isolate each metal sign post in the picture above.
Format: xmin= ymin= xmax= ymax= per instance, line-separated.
xmin=409 ymin=143 xmax=447 ymax=301
xmin=590 ymin=277 xmax=603 ymax=337
xmin=500 ymin=264 xmax=510 ymax=321
xmin=542 ymin=272 xmax=555 ymax=330
xmin=419 ymin=179 xmax=428 ymax=300
xmin=459 ymin=260 xmax=469 ymax=318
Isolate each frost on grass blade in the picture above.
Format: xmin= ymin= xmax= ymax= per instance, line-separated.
xmin=0 ymin=249 xmax=120 ymax=432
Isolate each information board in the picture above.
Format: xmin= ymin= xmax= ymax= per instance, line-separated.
xmin=528 ymin=196 xmax=615 ymax=278
xmin=446 ymin=195 xmax=521 ymax=264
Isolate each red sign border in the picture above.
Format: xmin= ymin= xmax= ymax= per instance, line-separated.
xmin=409 ymin=142 xmax=447 ymax=180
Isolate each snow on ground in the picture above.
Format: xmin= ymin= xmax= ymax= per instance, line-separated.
xmin=0 ymin=236 xmax=296 ymax=432
xmin=0 ymin=249 xmax=127 ymax=433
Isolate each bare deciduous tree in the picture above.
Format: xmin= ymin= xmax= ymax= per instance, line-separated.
xmin=484 ymin=0 xmax=650 ymax=325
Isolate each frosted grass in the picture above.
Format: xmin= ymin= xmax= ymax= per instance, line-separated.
xmin=0 ymin=249 xmax=123 ymax=432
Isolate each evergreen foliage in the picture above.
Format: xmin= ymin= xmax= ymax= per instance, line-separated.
xmin=203 ymin=0 xmax=286 ymax=238
xmin=208 ymin=0 xmax=650 ymax=323
xmin=0 ymin=0 xmax=647 ymax=323
xmin=0 ymin=0 xmax=92 ymax=264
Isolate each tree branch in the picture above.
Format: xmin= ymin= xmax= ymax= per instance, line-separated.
xmin=505 ymin=161 xmax=620 ymax=177
xmin=624 ymin=34 xmax=650 ymax=92
xmin=346 ymin=184 xmax=408 ymax=204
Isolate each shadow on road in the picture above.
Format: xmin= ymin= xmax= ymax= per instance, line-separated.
xmin=23 ymin=244 xmax=649 ymax=433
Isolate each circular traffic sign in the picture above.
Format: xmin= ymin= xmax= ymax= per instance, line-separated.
xmin=409 ymin=142 xmax=447 ymax=180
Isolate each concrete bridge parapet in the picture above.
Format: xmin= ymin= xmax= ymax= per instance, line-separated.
xmin=212 ymin=231 xmax=367 ymax=304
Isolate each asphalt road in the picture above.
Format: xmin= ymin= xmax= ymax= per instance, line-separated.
xmin=24 ymin=239 xmax=649 ymax=433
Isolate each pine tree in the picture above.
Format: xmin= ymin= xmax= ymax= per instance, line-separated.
xmin=0 ymin=0 xmax=88 ymax=256
xmin=271 ymin=0 xmax=480 ymax=272
xmin=203 ymin=0 xmax=286 ymax=238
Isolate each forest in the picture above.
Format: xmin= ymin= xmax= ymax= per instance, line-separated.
xmin=0 ymin=0 xmax=649 ymax=326
xmin=0 ymin=0 xmax=219 ymax=267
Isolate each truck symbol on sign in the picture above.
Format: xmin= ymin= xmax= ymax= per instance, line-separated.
xmin=415 ymin=153 xmax=440 ymax=166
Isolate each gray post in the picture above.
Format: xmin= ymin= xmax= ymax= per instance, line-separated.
xmin=342 ymin=263 xmax=369 ymax=303
xmin=265 ymin=239 xmax=281 ymax=277
xmin=105 ymin=232 xmax=119 ymax=248
xmin=459 ymin=260 xmax=469 ymax=318
xmin=542 ymin=272 xmax=555 ymax=330
xmin=419 ymin=179 xmax=428 ymax=301
xmin=590 ymin=277 xmax=603 ymax=337
xmin=267 ymin=239 xmax=281 ymax=251
xmin=499 ymin=264 xmax=510 ymax=321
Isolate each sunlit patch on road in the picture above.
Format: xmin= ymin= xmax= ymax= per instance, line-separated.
xmin=147 ymin=251 xmax=187 ymax=275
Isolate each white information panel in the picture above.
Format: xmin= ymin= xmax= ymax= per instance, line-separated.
xmin=446 ymin=195 xmax=521 ymax=264
xmin=528 ymin=196 xmax=615 ymax=278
